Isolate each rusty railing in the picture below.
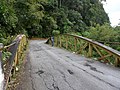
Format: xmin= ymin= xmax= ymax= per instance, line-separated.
xmin=47 ymin=34 xmax=120 ymax=66
xmin=0 ymin=34 xmax=27 ymax=90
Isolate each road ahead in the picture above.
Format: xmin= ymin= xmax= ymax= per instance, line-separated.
xmin=18 ymin=40 xmax=120 ymax=90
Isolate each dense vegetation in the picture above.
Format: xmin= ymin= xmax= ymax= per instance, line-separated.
xmin=0 ymin=0 xmax=120 ymax=50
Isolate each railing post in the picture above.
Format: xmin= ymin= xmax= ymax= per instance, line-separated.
xmin=57 ymin=36 xmax=59 ymax=46
xmin=66 ymin=36 xmax=68 ymax=49
xmin=15 ymin=50 xmax=18 ymax=66
xmin=0 ymin=51 xmax=2 ymax=61
xmin=119 ymin=58 xmax=120 ymax=66
xmin=0 ymin=43 xmax=3 ymax=63
xmin=115 ymin=57 xmax=119 ymax=67
xmin=0 ymin=43 xmax=4 ymax=90
xmin=0 ymin=43 xmax=3 ymax=66
xmin=54 ymin=37 xmax=57 ymax=46
xmin=74 ymin=37 xmax=77 ymax=51
xmin=59 ymin=35 xmax=62 ymax=47
xmin=88 ymin=43 xmax=92 ymax=57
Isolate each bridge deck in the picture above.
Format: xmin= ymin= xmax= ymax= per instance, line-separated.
xmin=17 ymin=40 xmax=120 ymax=90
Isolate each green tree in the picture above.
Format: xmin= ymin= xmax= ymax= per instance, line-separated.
xmin=84 ymin=24 xmax=117 ymax=42
xmin=0 ymin=0 xmax=18 ymax=36
xmin=14 ymin=0 xmax=46 ymax=37
xmin=0 ymin=0 xmax=110 ymax=39
xmin=114 ymin=26 xmax=120 ymax=42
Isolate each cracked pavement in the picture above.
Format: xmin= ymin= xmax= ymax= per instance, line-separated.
xmin=18 ymin=40 xmax=120 ymax=90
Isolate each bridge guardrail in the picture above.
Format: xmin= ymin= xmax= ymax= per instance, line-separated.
xmin=0 ymin=34 xmax=27 ymax=90
xmin=47 ymin=34 xmax=120 ymax=66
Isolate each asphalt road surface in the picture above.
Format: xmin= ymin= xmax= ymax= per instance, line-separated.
xmin=18 ymin=40 xmax=120 ymax=90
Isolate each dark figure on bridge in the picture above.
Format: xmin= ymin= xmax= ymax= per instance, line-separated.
xmin=51 ymin=36 xmax=54 ymax=46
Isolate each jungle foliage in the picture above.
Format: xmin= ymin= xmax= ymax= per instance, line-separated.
xmin=0 ymin=0 xmax=109 ymax=37
xmin=83 ymin=24 xmax=120 ymax=51
xmin=0 ymin=0 xmax=120 ymax=50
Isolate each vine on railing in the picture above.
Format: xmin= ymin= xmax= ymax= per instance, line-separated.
xmin=47 ymin=34 xmax=120 ymax=67
xmin=0 ymin=34 xmax=27 ymax=90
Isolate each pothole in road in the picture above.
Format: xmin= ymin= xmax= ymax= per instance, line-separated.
xmin=36 ymin=70 xmax=44 ymax=75
xmin=36 ymin=56 xmax=40 ymax=58
xmin=87 ymin=60 xmax=94 ymax=63
xmin=84 ymin=63 xmax=97 ymax=71
xmin=84 ymin=63 xmax=104 ymax=74
xmin=84 ymin=63 xmax=91 ymax=67
xmin=66 ymin=56 xmax=73 ymax=60
xmin=67 ymin=69 xmax=74 ymax=75
xmin=90 ymin=67 xmax=97 ymax=71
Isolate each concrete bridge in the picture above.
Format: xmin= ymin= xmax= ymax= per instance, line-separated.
xmin=0 ymin=34 xmax=120 ymax=90
xmin=17 ymin=39 xmax=120 ymax=90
